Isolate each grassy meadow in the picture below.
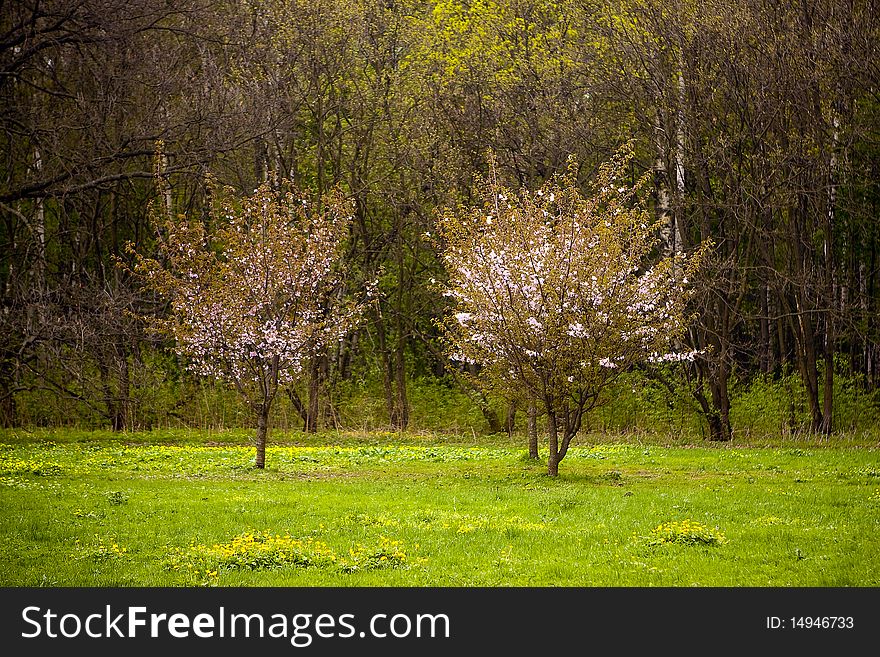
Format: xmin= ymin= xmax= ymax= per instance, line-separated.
xmin=1 ymin=428 xmax=878 ymax=587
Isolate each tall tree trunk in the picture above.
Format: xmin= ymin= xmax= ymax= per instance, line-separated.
xmin=686 ymin=307 xmax=732 ymax=442
xmin=708 ymin=367 xmax=732 ymax=442
xmin=338 ymin=330 xmax=358 ymax=381
xmin=790 ymin=306 xmax=824 ymax=433
xmin=869 ymin=231 xmax=878 ymax=389
xmin=673 ymin=67 xmax=687 ymax=266
xmin=113 ymin=351 xmax=130 ymax=432
xmin=393 ymin=331 xmax=409 ymax=430
xmin=820 ymin=102 xmax=839 ymax=436
xmin=32 ymin=147 xmax=46 ymax=289
xmin=712 ymin=299 xmax=733 ymax=441
xmin=392 ymin=219 xmax=410 ymax=431
xmin=375 ymin=313 xmax=396 ymax=428
xmin=776 ymin=296 xmax=789 ymax=371
xmin=788 ymin=198 xmax=825 ymax=433
xmin=864 ymin=229 xmax=877 ymax=389
xmin=760 ymin=283 xmax=773 ymax=375
xmin=653 ymin=112 xmax=678 ymax=260
xmin=822 ymin=301 xmax=834 ymax=436
xmin=98 ymin=348 xmax=129 ymax=432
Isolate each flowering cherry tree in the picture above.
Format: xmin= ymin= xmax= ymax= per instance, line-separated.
xmin=439 ymin=148 xmax=708 ymax=475
xmin=131 ymin=175 xmax=364 ymax=468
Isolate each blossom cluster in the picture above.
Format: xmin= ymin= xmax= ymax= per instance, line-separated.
xmin=439 ymin=151 xmax=707 ymax=404
xmin=136 ymin=182 xmax=364 ymax=388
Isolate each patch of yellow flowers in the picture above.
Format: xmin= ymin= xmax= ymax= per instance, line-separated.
xmin=164 ymin=530 xmax=417 ymax=580
xmin=647 ymin=519 xmax=727 ymax=546
xmin=165 ymin=530 xmax=337 ymax=574
xmin=0 ymin=455 xmax=63 ymax=476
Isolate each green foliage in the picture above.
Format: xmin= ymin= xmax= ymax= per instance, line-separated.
xmin=585 ymin=369 xmax=705 ymax=438
xmin=340 ymin=536 xmax=412 ymax=573
xmin=729 ymin=369 xmax=880 ymax=441
xmin=728 ymin=372 xmax=810 ymax=438
xmin=13 ymin=347 xmax=880 ymax=444
xmin=826 ymin=370 xmax=880 ymax=435
xmin=106 ymin=490 xmax=129 ymax=506
xmin=328 ymin=374 xmax=494 ymax=434
xmin=418 ymin=0 xmax=579 ymax=87
xmin=396 ymin=376 xmax=491 ymax=433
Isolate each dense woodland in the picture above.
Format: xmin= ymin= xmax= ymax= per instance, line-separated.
xmin=2 ymin=0 xmax=879 ymax=440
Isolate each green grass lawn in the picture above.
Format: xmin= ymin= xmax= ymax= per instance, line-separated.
xmin=1 ymin=428 xmax=878 ymax=587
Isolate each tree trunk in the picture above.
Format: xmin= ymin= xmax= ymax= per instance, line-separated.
xmin=527 ymin=399 xmax=538 ymax=459
xmin=709 ymin=343 xmax=732 ymax=442
xmin=114 ymin=348 xmax=131 ymax=432
xmin=868 ymin=232 xmax=877 ymax=389
xmin=760 ymin=283 xmax=773 ymax=375
xmin=505 ymin=399 xmax=517 ymax=436
xmin=393 ymin=332 xmax=409 ymax=430
xmin=791 ymin=305 xmax=824 ymax=433
xmin=375 ymin=312 xmax=397 ymax=428
xmin=99 ymin=350 xmax=129 ymax=432
xmin=479 ymin=394 xmax=503 ymax=434
xmin=338 ymin=330 xmax=358 ymax=381
xmin=547 ymin=407 xmax=559 ymax=477
xmin=285 ymin=387 xmax=309 ymax=431
xmin=821 ymin=109 xmax=838 ymax=437
xmin=786 ymin=200 xmax=825 ymax=434
xmin=0 ymin=378 xmax=15 ymax=428
xmin=776 ymin=294 xmax=789 ymax=371
xmin=822 ymin=313 xmax=834 ymax=436
xmin=653 ymin=113 xmax=676 ymax=259
xmin=32 ymin=147 xmax=46 ymax=289
xmin=392 ymin=227 xmax=410 ymax=430
xmin=306 ymin=356 xmax=319 ymax=433
xmin=254 ymin=403 xmax=270 ymax=469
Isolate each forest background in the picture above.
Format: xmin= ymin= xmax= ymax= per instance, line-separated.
xmin=3 ymin=0 xmax=880 ymax=445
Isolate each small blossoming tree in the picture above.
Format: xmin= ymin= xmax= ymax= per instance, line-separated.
xmin=130 ymin=174 xmax=364 ymax=468
xmin=439 ymin=148 xmax=708 ymax=475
